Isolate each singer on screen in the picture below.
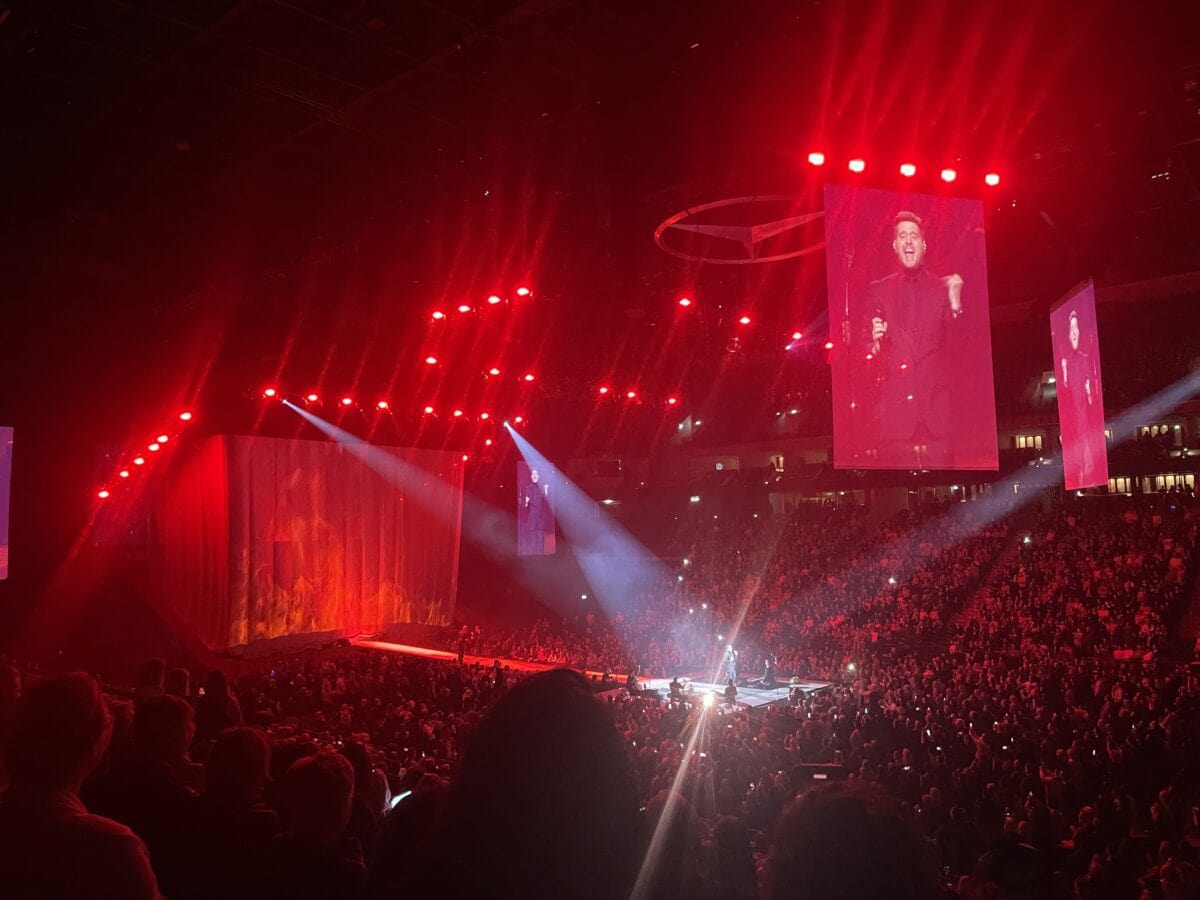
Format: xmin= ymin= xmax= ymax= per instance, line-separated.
xmin=866 ymin=211 xmax=964 ymax=467
xmin=1059 ymin=309 xmax=1102 ymax=487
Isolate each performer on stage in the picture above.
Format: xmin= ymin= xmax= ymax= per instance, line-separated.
xmin=723 ymin=645 xmax=738 ymax=685
xmin=866 ymin=211 xmax=964 ymax=467
xmin=518 ymin=467 xmax=553 ymax=555
xmin=758 ymin=655 xmax=776 ymax=689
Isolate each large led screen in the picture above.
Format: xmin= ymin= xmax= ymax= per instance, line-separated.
xmin=825 ymin=185 xmax=998 ymax=470
xmin=516 ymin=460 xmax=556 ymax=556
xmin=1050 ymin=281 xmax=1108 ymax=490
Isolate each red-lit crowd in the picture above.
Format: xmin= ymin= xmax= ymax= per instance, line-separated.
xmin=1 ymin=491 xmax=1199 ymax=899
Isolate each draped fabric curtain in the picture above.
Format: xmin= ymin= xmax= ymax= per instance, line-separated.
xmin=150 ymin=435 xmax=462 ymax=651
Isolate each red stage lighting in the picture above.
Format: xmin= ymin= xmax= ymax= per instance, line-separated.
xmin=598 ymin=386 xmax=610 ymax=395
xmin=488 ymin=367 xmax=500 ymax=376
xmin=453 ymin=409 xmax=464 ymax=418
xmin=792 ymin=331 xmax=803 ymax=340
xmin=376 ymin=401 xmax=389 ymax=410
xmin=677 ymin=297 xmax=692 ymax=308
xmin=98 ymin=490 xmax=110 ymax=499
xmin=119 ymin=470 xmax=130 ymax=478
xmin=513 ymin=416 xmax=524 ymax=424
xmin=461 ymin=454 xmax=469 ymax=462
xmin=263 ymin=388 xmax=277 ymax=398
xmin=824 ymin=341 xmax=834 ymax=350
xmin=487 ymin=294 xmax=502 ymax=305
xmin=807 ymin=151 xmax=826 ymax=166
xmin=984 ymin=172 xmax=1001 ymax=187
xmin=134 ymin=456 xmax=146 ymax=466
xmin=179 ymin=411 xmax=192 ymax=421
xmin=738 ymin=315 xmax=751 ymax=325
xmin=626 ymin=390 xmax=637 ymax=400
xmin=899 ymin=163 xmax=916 ymax=177
xmin=522 ymin=373 xmax=535 ymax=382
xmin=341 ymin=397 xmax=353 ymax=406
xmin=866 ymin=353 xmax=874 ymax=360
xmin=848 ymin=158 xmax=866 ymax=173
xmin=148 ymin=443 xmax=161 ymax=452
xmin=479 ymin=412 xmax=490 ymax=420
xmin=306 ymin=393 xmax=319 ymax=402
xmin=423 ymin=406 xmax=434 ymax=415
xmin=484 ymin=438 xmax=493 ymax=446
xmin=940 ymin=168 xmax=957 ymax=183
xmin=424 ymin=356 xmax=438 ymax=365
xmin=432 ymin=311 xmax=445 ymax=320
xmin=156 ymin=435 xmax=168 ymax=443
xmin=515 ymin=286 xmax=531 ymax=297
xmin=457 ymin=304 xmax=471 ymax=313
xmin=667 ymin=397 xmax=678 ymax=406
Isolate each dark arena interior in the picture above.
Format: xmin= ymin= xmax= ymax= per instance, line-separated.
xmin=3 ymin=2 xmax=1200 ymax=898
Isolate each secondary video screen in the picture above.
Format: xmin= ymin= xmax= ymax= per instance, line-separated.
xmin=0 ymin=427 xmax=11 ymax=579
xmin=516 ymin=460 xmax=556 ymax=556
xmin=1050 ymin=281 xmax=1108 ymax=490
xmin=825 ymin=184 xmax=998 ymax=471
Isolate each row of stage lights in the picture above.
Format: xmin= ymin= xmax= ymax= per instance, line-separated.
xmin=96 ymin=411 xmax=194 ymax=500
xmin=806 ymin=152 xmax=1001 ymax=187
xmin=430 ymin=286 xmax=531 ymax=321
xmin=259 ymin=390 xmax=530 ymax=422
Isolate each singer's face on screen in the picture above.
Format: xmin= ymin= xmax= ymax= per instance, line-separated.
xmin=893 ymin=221 xmax=925 ymax=270
xmin=1069 ymin=315 xmax=1080 ymax=351
xmin=530 ymin=469 xmax=539 ymax=484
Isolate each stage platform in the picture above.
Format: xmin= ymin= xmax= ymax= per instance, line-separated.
xmin=353 ymin=639 xmax=831 ymax=710
xmin=641 ymin=677 xmax=831 ymax=710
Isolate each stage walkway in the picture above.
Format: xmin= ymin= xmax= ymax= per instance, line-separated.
xmin=354 ymin=639 xmax=831 ymax=710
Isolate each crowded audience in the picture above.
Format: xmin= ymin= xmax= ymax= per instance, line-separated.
xmin=2 ymin=491 xmax=1199 ymax=898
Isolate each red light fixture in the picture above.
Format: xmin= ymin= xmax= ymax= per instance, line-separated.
xmin=424 ymin=356 xmax=438 ymax=365
xmin=514 ymin=416 xmax=524 ymax=424
xmin=479 ymin=412 xmax=490 ymax=420
xmin=792 ymin=331 xmax=803 ymax=340
xmin=667 ymin=397 xmax=678 ymax=406
xmin=488 ymin=367 xmax=500 ymax=376
xmin=461 ymin=454 xmax=469 ymax=462
xmin=119 ymin=469 xmax=130 ymax=478
xmin=376 ymin=401 xmax=389 ymax=410
xmin=738 ymin=315 xmax=751 ymax=325
xmin=824 ymin=341 xmax=834 ymax=350
xmin=848 ymin=158 xmax=866 ymax=173
xmin=807 ymin=151 xmax=825 ymax=166
xmin=341 ymin=397 xmax=353 ymax=406
xmin=179 ymin=411 xmax=192 ymax=421
xmin=148 ymin=443 xmax=161 ymax=452
xmin=487 ymin=294 xmax=502 ymax=305
xmin=157 ymin=434 xmax=168 ymax=443
xmin=522 ymin=373 xmax=535 ymax=382
xmin=515 ymin=286 xmax=531 ymax=297
xmin=306 ymin=393 xmax=319 ymax=403
xmin=984 ymin=172 xmax=1001 ymax=187
xmin=453 ymin=409 xmax=464 ymax=418
xmin=940 ymin=168 xmax=957 ymax=183
xmin=485 ymin=438 xmax=493 ymax=446
xmin=98 ymin=489 xmax=110 ymax=499
xmin=134 ymin=456 xmax=146 ymax=466
xmin=263 ymin=388 xmax=277 ymax=398
xmin=678 ymin=297 xmax=692 ymax=308
xmin=598 ymin=386 xmax=610 ymax=395
xmin=626 ymin=390 xmax=637 ymax=400
xmin=432 ymin=311 xmax=445 ymax=320
xmin=899 ymin=163 xmax=916 ymax=177
xmin=457 ymin=304 xmax=471 ymax=313
xmin=423 ymin=406 xmax=434 ymax=415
